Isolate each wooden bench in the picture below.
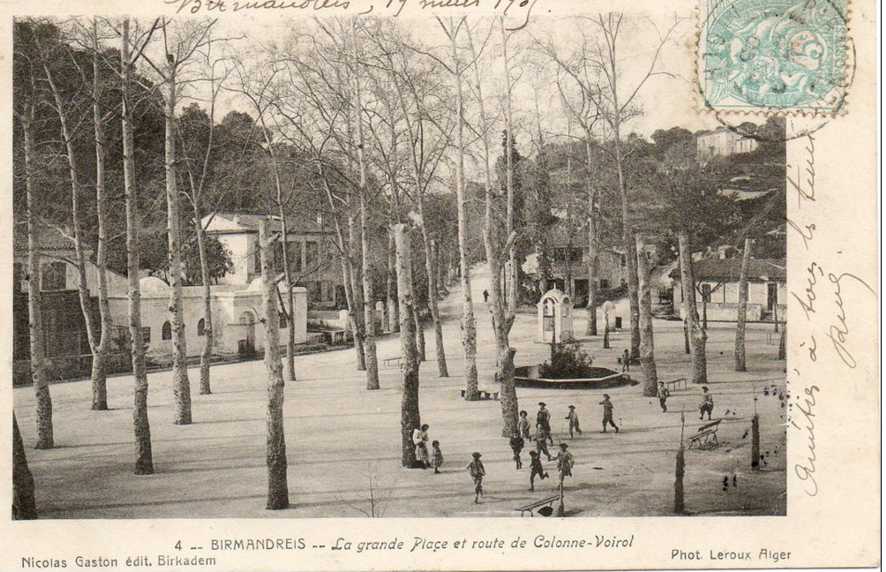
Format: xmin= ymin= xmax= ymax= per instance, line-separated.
xmin=515 ymin=495 xmax=560 ymax=517
xmin=688 ymin=419 xmax=722 ymax=450
xmin=662 ymin=377 xmax=688 ymax=391
xmin=382 ymin=356 xmax=401 ymax=368
xmin=459 ymin=389 xmax=499 ymax=400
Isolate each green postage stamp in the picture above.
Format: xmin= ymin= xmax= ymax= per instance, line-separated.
xmin=698 ymin=0 xmax=850 ymax=114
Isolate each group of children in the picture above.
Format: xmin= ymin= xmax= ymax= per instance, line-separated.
xmin=466 ymin=442 xmax=575 ymax=503
xmin=460 ymin=384 xmax=717 ymax=503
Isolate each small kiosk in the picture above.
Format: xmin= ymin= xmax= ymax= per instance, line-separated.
xmin=537 ymin=288 xmax=574 ymax=343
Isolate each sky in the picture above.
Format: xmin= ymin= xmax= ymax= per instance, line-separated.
xmin=199 ymin=9 xmax=726 ymax=143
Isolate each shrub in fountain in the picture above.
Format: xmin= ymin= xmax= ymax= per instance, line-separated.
xmin=539 ymin=340 xmax=595 ymax=379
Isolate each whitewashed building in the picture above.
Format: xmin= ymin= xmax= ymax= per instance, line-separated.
xmin=671 ymin=257 xmax=786 ymax=322
xmin=13 ymin=222 xmax=307 ymax=360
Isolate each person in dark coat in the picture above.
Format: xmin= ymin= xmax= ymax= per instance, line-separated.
xmin=509 ymin=432 xmax=524 ymax=469
xmin=537 ymin=402 xmax=553 ymax=444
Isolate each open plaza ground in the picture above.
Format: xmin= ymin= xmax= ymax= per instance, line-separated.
xmin=13 ymin=265 xmax=787 ymax=518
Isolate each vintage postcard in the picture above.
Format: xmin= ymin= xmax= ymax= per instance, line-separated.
xmin=1 ymin=0 xmax=879 ymax=570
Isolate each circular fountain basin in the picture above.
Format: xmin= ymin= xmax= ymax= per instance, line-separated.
xmin=514 ymin=365 xmax=636 ymax=389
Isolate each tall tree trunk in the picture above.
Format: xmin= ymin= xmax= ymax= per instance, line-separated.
xmin=90 ymin=21 xmax=112 ymax=410
xmin=122 ymin=20 xmax=153 ymax=473
xmin=386 ymin=234 xmax=399 ymax=333
xmin=734 ymin=238 xmax=751 ymax=371
xmin=584 ymin=141 xmax=598 ymax=336
xmin=450 ymin=22 xmax=479 ymax=400
xmin=21 ymin=108 xmax=53 ymax=450
xmin=341 ymin=253 xmax=365 ymax=370
xmin=360 ymin=194 xmax=380 ymax=389
xmin=195 ymin=213 xmax=214 ymax=394
xmin=613 ymin=117 xmax=640 ymax=360
xmin=12 ymin=413 xmax=38 ymax=520
xmin=43 ymin=55 xmax=104 ymax=411
xmin=394 ymin=224 xmax=420 ymax=467
xmin=278 ymin=234 xmax=296 ymax=383
xmin=636 ymin=235 xmax=658 ymax=396
xmin=352 ymin=26 xmax=379 ymax=391
xmin=259 ymin=222 xmax=289 ymax=510
xmin=678 ymin=231 xmax=707 ymax=384
xmin=413 ymin=300 xmax=426 ymax=362
xmin=285 ymin=285 xmax=297 ymax=382
xmin=428 ymin=239 xmax=449 ymax=377
xmin=347 ymin=213 xmax=367 ymax=371
xmin=164 ymin=57 xmax=192 ymax=425
xmin=501 ymin=20 xmax=518 ymax=316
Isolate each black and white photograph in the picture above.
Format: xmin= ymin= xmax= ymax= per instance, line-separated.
xmin=3 ymin=1 xmax=879 ymax=569
xmin=9 ymin=10 xmax=796 ymax=521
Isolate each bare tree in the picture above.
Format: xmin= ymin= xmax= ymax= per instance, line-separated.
xmin=84 ymin=19 xmax=116 ymax=410
xmin=13 ymin=28 xmax=53 ymax=448
xmin=363 ymin=22 xmax=452 ymax=377
xmin=349 ymin=18 xmax=382 ymax=390
xmin=550 ymin=58 xmax=602 ymax=336
xmin=179 ymin=33 xmax=237 ymax=395
xmin=121 ymin=17 xmax=156 ymax=472
xmin=465 ymin=20 xmax=520 ymax=435
xmin=258 ymin=220 xmax=290 ymax=510
xmin=228 ymin=55 xmax=305 ymax=383
xmin=270 ymin=33 xmax=368 ymax=373
xmin=545 ymin=14 xmax=682 ymax=359
xmin=37 ymin=23 xmax=115 ymax=412
xmin=500 ymin=18 xmax=519 ymax=315
xmin=393 ymin=223 xmax=421 ymax=466
xmin=432 ymin=17 xmax=480 ymax=399
xmin=137 ymin=17 xmax=220 ymax=423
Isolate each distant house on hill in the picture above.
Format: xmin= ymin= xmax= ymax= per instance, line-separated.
xmin=697 ymin=126 xmax=759 ymax=162
xmin=670 ymin=257 xmax=786 ymax=322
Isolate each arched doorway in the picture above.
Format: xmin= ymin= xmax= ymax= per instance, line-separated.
xmin=238 ymin=310 xmax=257 ymax=356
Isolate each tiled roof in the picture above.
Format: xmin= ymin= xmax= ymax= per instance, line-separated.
xmin=669 ymin=257 xmax=785 ymax=282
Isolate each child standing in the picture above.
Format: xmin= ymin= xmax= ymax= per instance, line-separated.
xmin=412 ymin=424 xmax=430 ymax=468
xmin=565 ymin=405 xmax=582 ymax=439
xmin=553 ymin=443 xmax=575 ymax=484
xmin=599 ymin=394 xmax=619 ymax=433
xmin=430 ymin=440 xmax=444 ymax=474
xmin=622 ymin=349 xmax=630 ymax=372
xmin=518 ymin=410 xmax=531 ymax=440
xmin=535 ymin=423 xmax=553 ymax=461
xmin=699 ymin=386 xmax=714 ymax=420
xmin=466 ymin=452 xmax=486 ymax=503
xmin=657 ymin=381 xmax=670 ymax=413
xmin=509 ymin=432 xmax=524 ymax=469
xmin=528 ymin=450 xmax=549 ymax=492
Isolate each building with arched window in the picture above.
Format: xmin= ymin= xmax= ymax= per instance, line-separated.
xmin=13 ymin=221 xmax=309 ymax=377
